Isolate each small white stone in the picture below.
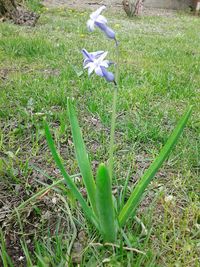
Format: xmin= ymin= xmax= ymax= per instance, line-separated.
xmin=164 ymin=195 xmax=174 ymax=203
xmin=18 ymin=256 xmax=24 ymax=261
xmin=52 ymin=197 xmax=57 ymax=204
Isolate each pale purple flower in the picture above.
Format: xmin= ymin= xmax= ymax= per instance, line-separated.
xmin=82 ymin=48 xmax=105 ymax=67
xmin=87 ymin=6 xmax=107 ymax=32
xmin=87 ymin=6 xmax=116 ymax=41
xmin=81 ymin=48 xmax=115 ymax=82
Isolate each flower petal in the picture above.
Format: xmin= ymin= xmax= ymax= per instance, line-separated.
xmin=96 ymin=51 xmax=108 ymax=63
xmin=88 ymin=65 xmax=95 ymax=75
xmin=82 ymin=48 xmax=92 ymax=60
xmin=100 ymin=60 xmax=110 ymax=68
xmin=95 ymin=66 xmax=103 ymax=77
xmin=84 ymin=62 xmax=93 ymax=69
xmin=83 ymin=58 xmax=92 ymax=67
xmin=96 ymin=15 xmax=107 ymax=25
xmin=87 ymin=19 xmax=95 ymax=31
xmin=90 ymin=6 xmax=106 ymax=20
xmin=91 ymin=50 xmax=105 ymax=58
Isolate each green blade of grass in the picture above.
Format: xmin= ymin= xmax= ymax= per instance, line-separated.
xmin=15 ymin=164 xmax=80 ymax=212
xmin=44 ymin=122 xmax=99 ymax=229
xmin=119 ymin=106 xmax=192 ymax=226
xmin=20 ymin=241 xmax=33 ymax=267
xmin=35 ymin=252 xmax=49 ymax=267
xmin=67 ymin=99 xmax=97 ymax=215
xmin=96 ymin=164 xmax=117 ymax=242
xmin=0 ymin=229 xmax=8 ymax=267
xmin=119 ymin=165 xmax=132 ymax=211
xmin=0 ymin=230 xmax=14 ymax=267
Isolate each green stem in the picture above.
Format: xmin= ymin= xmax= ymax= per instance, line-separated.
xmin=108 ymin=88 xmax=117 ymax=180
xmin=108 ymin=42 xmax=119 ymax=181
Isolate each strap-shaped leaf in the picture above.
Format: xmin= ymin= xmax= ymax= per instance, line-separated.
xmin=96 ymin=164 xmax=117 ymax=242
xmin=67 ymin=99 xmax=97 ymax=215
xmin=44 ymin=122 xmax=99 ymax=229
xmin=119 ymin=106 xmax=192 ymax=226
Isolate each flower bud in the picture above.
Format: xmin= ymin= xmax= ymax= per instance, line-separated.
xmin=95 ymin=22 xmax=116 ymax=40
xmin=101 ymin=67 xmax=115 ymax=82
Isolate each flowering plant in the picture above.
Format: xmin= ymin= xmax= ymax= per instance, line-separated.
xmin=45 ymin=6 xmax=192 ymax=244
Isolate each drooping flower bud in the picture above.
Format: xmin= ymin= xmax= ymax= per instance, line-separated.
xmin=101 ymin=66 xmax=115 ymax=83
xmin=95 ymin=22 xmax=116 ymax=40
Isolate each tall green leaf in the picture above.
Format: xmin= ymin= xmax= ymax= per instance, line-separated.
xmin=44 ymin=122 xmax=99 ymax=229
xmin=119 ymin=106 xmax=192 ymax=226
xmin=67 ymin=99 xmax=97 ymax=215
xmin=96 ymin=164 xmax=117 ymax=242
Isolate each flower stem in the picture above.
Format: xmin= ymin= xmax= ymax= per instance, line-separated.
xmin=108 ymin=87 xmax=117 ymax=180
xmin=108 ymin=41 xmax=119 ymax=181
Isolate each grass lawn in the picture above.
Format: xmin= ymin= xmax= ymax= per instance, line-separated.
xmin=0 ymin=5 xmax=200 ymax=266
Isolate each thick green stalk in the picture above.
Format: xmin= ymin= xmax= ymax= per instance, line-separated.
xmin=108 ymin=87 xmax=117 ymax=180
xmin=108 ymin=43 xmax=119 ymax=180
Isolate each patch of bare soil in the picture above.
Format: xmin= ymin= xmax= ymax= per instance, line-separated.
xmin=42 ymin=0 xmax=122 ymax=10
xmin=0 ymin=5 xmax=39 ymax=26
xmin=8 ymin=7 xmax=39 ymax=26
xmin=42 ymin=0 xmax=177 ymax=17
